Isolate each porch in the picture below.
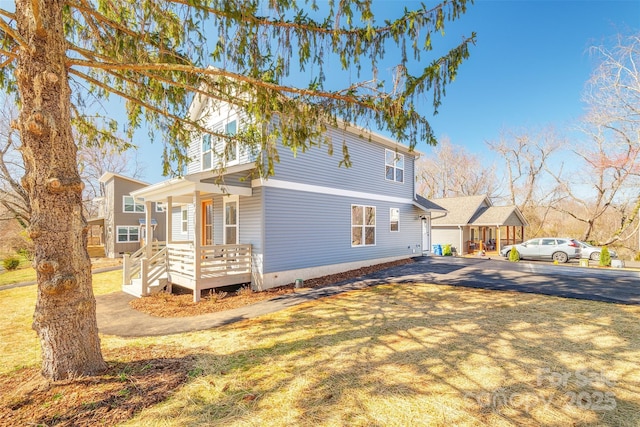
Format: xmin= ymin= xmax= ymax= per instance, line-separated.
xmin=122 ymin=241 xmax=252 ymax=302
xmin=466 ymin=225 xmax=526 ymax=255
xmin=124 ymin=168 xmax=255 ymax=302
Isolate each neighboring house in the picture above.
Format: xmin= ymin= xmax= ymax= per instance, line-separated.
xmin=429 ymin=194 xmax=528 ymax=255
xmin=87 ymin=172 xmax=167 ymax=258
xmin=126 ymin=94 xmax=446 ymax=301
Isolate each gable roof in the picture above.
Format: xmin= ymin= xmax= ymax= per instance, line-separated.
xmin=99 ymin=172 xmax=149 ymax=187
xmin=469 ymin=205 xmax=529 ymax=227
xmin=429 ymin=195 xmax=490 ymax=225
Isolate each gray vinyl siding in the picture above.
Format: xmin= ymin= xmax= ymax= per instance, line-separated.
xmin=172 ymin=206 xmax=192 ymax=242
xmin=269 ymin=126 xmax=416 ymax=200
xmin=240 ymin=188 xmax=264 ymax=276
xmin=262 ymin=186 xmax=420 ymax=274
xmin=186 ymin=100 xmax=254 ymax=175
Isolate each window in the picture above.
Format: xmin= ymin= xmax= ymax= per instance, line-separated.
xmin=123 ymin=196 xmax=145 ymax=213
xmin=155 ymin=202 xmax=166 ymax=213
xmin=201 ymin=119 xmax=239 ymax=171
xmin=390 ymin=208 xmax=399 ymax=232
xmin=385 ymin=149 xmax=404 ymax=183
xmin=224 ymin=196 xmax=238 ymax=244
xmin=202 ymin=133 xmax=212 ymax=170
xmin=181 ymin=207 xmax=188 ymax=233
xmin=352 ymin=205 xmax=376 ymax=246
xmin=224 ymin=120 xmax=238 ymax=163
xmin=116 ymin=226 xmax=139 ymax=242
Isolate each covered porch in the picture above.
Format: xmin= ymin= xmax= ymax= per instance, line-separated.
xmin=124 ymin=169 xmax=254 ymax=301
xmin=466 ymin=225 xmax=526 ymax=255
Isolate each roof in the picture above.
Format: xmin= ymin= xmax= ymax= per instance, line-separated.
xmin=429 ymin=194 xmax=528 ymax=227
xmin=413 ymin=195 xmax=447 ymax=213
xmin=430 ymin=195 xmax=490 ymax=226
xmin=469 ymin=205 xmax=529 ymax=227
xmin=99 ymin=172 xmax=149 ymax=187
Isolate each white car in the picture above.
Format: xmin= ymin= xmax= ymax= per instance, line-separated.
xmin=575 ymin=241 xmax=617 ymax=261
xmin=500 ymin=238 xmax=581 ymax=263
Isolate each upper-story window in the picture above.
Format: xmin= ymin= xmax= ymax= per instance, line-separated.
xmin=123 ymin=195 xmax=145 ymax=213
xmin=201 ymin=119 xmax=239 ymax=171
xmin=385 ymin=149 xmax=404 ymax=183
xmin=224 ymin=120 xmax=238 ymax=163
xmin=202 ymin=134 xmax=213 ymax=170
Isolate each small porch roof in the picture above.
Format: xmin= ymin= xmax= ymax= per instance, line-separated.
xmin=131 ymin=166 xmax=254 ymax=203
xmin=413 ymin=195 xmax=447 ymax=213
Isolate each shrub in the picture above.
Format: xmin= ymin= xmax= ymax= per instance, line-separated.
xmin=635 ymin=252 xmax=640 ymax=262
xmin=508 ymin=247 xmax=520 ymax=262
xmin=3 ymin=256 xmax=21 ymax=271
xmin=443 ymin=244 xmax=452 ymax=256
xmin=599 ymin=246 xmax=611 ymax=267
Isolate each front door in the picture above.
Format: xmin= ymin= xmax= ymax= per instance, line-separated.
xmin=422 ymin=216 xmax=431 ymax=254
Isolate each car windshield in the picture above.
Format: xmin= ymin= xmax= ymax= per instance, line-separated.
xmin=578 ymin=241 xmax=595 ymax=248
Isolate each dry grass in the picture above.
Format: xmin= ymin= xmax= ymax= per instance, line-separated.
xmin=1 ymin=270 xmax=640 ymax=426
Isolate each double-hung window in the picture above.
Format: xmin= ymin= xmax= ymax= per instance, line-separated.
xmin=123 ymin=196 xmax=145 ymax=213
xmin=202 ymin=134 xmax=212 ymax=170
xmin=181 ymin=207 xmax=188 ymax=233
xmin=390 ymin=208 xmax=400 ymax=232
xmin=117 ymin=226 xmax=139 ymax=242
xmin=224 ymin=120 xmax=238 ymax=163
xmin=352 ymin=205 xmax=376 ymax=246
xmin=385 ymin=149 xmax=404 ymax=183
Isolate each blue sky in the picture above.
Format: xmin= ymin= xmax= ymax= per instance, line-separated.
xmin=417 ymin=0 xmax=639 ymax=160
xmin=135 ymin=0 xmax=640 ymax=183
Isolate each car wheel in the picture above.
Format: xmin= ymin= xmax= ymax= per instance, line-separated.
xmin=552 ymin=252 xmax=568 ymax=263
xmin=590 ymin=252 xmax=600 ymax=261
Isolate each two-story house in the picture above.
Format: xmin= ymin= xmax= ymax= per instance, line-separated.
xmin=88 ymin=172 xmax=167 ymax=258
xmin=125 ymin=95 xmax=445 ymax=300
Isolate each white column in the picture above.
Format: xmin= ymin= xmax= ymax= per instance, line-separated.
xmin=193 ymin=191 xmax=202 ymax=302
xmin=166 ymin=196 xmax=173 ymax=244
xmin=145 ymin=201 xmax=152 ymax=258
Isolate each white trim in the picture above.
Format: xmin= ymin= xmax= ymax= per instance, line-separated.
xmin=254 ymin=254 xmax=419 ymax=291
xmin=223 ymin=195 xmax=239 ymax=244
xmin=390 ymin=207 xmax=400 ymax=232
xmin=116 ymin=225 xmax=139 ymax=242
xmin=385 ymin=149 xmax=404 ymax=183
xmin=351 ymin=204 xmax=376 ymax=247
xmin=252 ymin=178 xmax=413 ymax=205
xmin=181 ymin=206 xmax=188 ymax=233
xmin=123 ymin=195 xmax=145 ymax=213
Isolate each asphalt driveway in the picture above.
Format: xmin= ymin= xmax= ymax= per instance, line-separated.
xmin=371 ymin=256 xmax=640 ymax=305
xmin=97 ymin=255 xmax=640 ymax=337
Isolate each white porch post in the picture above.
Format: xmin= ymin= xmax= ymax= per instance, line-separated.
xmin=145 ymin=201 xmax=152 ymax=258
xmin=496 ymin=225 xmax=502 ymax=254
xmin=193 ymin=191 xmax=202 ymax=302
xmin=166 ymin=196 xmax=173 ymax=244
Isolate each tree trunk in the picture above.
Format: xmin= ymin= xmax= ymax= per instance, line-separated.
xmin=15 ymin=0 xmax=106 ymax=380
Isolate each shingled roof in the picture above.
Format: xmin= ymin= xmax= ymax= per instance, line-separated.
xmin=429 ymin=195 xmax=527 ymax=227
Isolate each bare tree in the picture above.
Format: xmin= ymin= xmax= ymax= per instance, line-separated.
xmin=78 ymin=144 xmax=146 ymax=216
xmin=549 ymin=33 xmax=640 ymax=244
xmin=487 ymin=127 xmax=565 ymax=236
xmin=0 ymin=95 xmax=29 ymax=227
xmin=416 ymin=137 xmax=501 ymax=199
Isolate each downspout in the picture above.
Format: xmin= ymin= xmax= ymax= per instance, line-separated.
xmin=458 ymin=225 xmax=463 ymax=256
